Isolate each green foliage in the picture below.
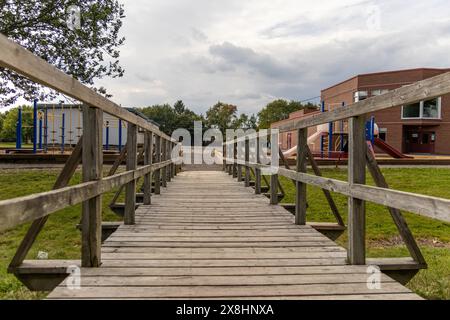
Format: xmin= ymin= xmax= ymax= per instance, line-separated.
xmin=205 ymin=102 xmax=238 ymax=133
xmin=138 ymin=100 xmax=203 ymax=137
xmin=0 ymin=106 xmax=33 ymax=142
xmin=232 ymin=113 xmax=258 ymax=130
xmin=0 ymin=112 xmax=4 ymax=133
xmin=0 ymin=0 xmax=125 ymax=107
xmin=257 ymin=99 xmax=318 ymax=129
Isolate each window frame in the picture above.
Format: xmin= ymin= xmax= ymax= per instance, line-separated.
xmin=378 ymin=128 xmax=387 ymax=141
xmin=401 ymin=97 xmax=441 ymax=120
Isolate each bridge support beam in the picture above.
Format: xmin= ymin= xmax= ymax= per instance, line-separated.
xmin=244 ymin=138 xmax=250 ymax=187
xmin=162 ymin=139 xmax=167 ymax=187
xmin=348 ymin=115 xmax=366 ymax=265
xmin=154 ymin=136 xmax=161 ymax=194
xmin=255 ymin=135 xmax=261 ymax=194
xmin=143 ymin=131 xmax=153 ymax=205
xmin=295 ymin=128 xmax=307 ymax=225
xmin=81 ymin=105 xmax=103 ymax=267
xmin=124 ymin=123 xmax=137 ymax=225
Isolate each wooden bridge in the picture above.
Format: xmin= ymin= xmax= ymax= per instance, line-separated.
xmin=44 ymin=170 xmax=418 ymax=299
xmin=1 ymin=33 xmax=450 ymax=300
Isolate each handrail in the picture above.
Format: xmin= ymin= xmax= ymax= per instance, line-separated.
xmin=0 ymin=33 xmax=175 ymax=142
xmin=0 ymin=35 xmax=182 ymax=269
xmin=0 ymin=160 xmax=173 ymax=233
xmin=222 ymin=157 xmax=450 ymax=223
xmin=272 ymin=71 xmax=450 ymax=132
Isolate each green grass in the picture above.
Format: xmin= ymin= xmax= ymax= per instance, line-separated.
xmin=0 ymin=167 xmax=449 ymax=299
xmin=261 ymin=167 xmax=450 ymax=299
xmin=0 ymin=168 xmax=123 ymax=299
xmin=0 ymin=142 xmax=33 ymax=148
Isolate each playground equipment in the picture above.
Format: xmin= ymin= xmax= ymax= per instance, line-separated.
xmin=282 ymin=104 xmax=411 ymax=160
xmin=10 ymin=102 xmax=129 ymax=154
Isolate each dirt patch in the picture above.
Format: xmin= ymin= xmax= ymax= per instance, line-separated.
xmin=369 ymin=235 xmax=450 ymax=248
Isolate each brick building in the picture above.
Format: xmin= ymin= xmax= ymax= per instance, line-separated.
xmin=272 ymin=68 xmax=450 ymax=155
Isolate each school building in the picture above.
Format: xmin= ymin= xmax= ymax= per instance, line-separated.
xmin=272 ymin=68 xmax=450 ymax=155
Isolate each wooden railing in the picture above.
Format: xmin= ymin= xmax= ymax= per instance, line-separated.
xmin=223 ymin=72 xmax=450 ymax=267
xmin=0 ymin=34 xmax=179 ymax=270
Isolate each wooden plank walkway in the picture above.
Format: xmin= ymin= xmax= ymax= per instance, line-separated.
xmin=48 ymin=170 xmax=421 ymax=300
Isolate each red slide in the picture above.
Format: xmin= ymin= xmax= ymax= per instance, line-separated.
xmin=373 ymin=138 xmax=412 ymax=159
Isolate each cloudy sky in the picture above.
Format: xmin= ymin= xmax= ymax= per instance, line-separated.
xmin=42 ymin=0 xmax=450 ymax=114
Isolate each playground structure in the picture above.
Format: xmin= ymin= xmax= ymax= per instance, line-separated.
xmin=8 ymin=103 xmax=156 ymax=155
xmin=281 ymin=102 xmax=411 ymax=161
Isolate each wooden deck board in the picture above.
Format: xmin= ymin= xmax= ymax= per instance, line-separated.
xmin=47 ymin=170 xmax=420 ymax=300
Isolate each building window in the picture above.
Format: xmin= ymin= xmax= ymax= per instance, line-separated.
xmin=372 ymin=89 xmax=389 ymax=96
xmin=379 ymin=128 xmax=387 ymax=141
xmin=287 ymin=133 xmax=292 ymax=149
xmin=402 ymin=97 xmax=441 ymax=119
xmin=402 ymin=102 xmax=421 ymax=118
xmin=354 ymin=91 xmax=368 ymax=102
xmin=423 ymin=98 xmax=440 ymax=118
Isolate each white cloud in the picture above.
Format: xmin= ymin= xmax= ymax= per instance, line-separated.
xmin=10 ymin=0 xmax=450 ymax=115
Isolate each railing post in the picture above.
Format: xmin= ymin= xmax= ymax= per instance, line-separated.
xmin=237 ymin=140 xmax=243 ymax=182
xmin=124 ymin=123 xmax=137 ymax=225
xmin=232 ymin=141 xmax=237 ymax=178
xmin=244 ymin=137 xmax=250 ymax=187
xmin=270 ymin=130 xmax=279 ymax=205
xmin=223 ymin=143 xmax=226 ymax=171
xmin=295 ymin=128 xmax=308 ymax=225
xmin=348 ymin=115 xmax=367 ymax=265
xmin=161 ymin=139 xmax=167 ymax=187
xmin=166 ymin=140 xmax=171 ymax=182
xmin=270 ymin=173 xmax=278 ymax=205
xmin=255 ymin=134 xmax=261 ymax=194
xmin=81 ymin=105 xmax=103 ymax=267
xmin=143 ymin=131 xmax=153 ymax=205
xmin=171 ymin=142 xmax=175 ymax=178
xmin=154 ymin=135 xmax=161 ymax=194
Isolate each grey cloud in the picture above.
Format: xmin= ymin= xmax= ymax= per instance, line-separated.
xmin=191 ymin=28 xmax=208 ymax=42
xmin=209 ymin=42 xmax=299 ymax=79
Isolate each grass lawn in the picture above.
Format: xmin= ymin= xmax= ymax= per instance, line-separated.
xmin=0 ymin=142 xmax=33 ymax=149
xmin=267 ymin=167 xmax=450 ymax=300
xmin=0 ymin=167 xmax=449 ymax=299
xmin=0 ymin=168 xmax=123 ymax=299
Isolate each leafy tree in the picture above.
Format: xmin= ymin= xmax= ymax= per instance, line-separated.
xmin=0 ymin=0 xmax=125 ymax=107
xmin=232 ymin=113 xmax=257 ymax=130
xmin=0 ymin=112 xmax=5 ymax=135
xmin=173 ymin=100 xmax=186 ymax=114
xmin=257 ymin=99 xmax=318 ymax=129
xmin=205 ymin=102 xmax=238 ymax=133
xmin=138 ymin=101 xmax=203 ymax=137
xmin=0 ymin=106 xmax=33 ymax=142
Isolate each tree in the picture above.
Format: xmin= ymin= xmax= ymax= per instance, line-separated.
xmin=138 ymin=101 xmax=203 ymax=137
xmin=232 ymin=113 xmax=257 ymax=130
xmin=257 ymin=99 xmax=318 ymax=129
xmin=0 ymin=1 xmax=125 ymax=107
xmin=0 ymin=112 xmax=5 ymax=135
xmin=173 ymin=100 xmax=186 ymax=114
xmin=0 ymin=106 xmax=33 ymax=142
xmin=205 ymin=102 xmax=237 ymax=133
xmin=139 ymin=104 xmax=177 ymax=135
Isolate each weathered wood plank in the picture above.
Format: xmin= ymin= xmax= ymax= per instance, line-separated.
xmin=124 ymin=123 xmax=137 ymax=225
xmin=0 ymin=160 xmax=172 ymax=232
xmin=143 ymin=132 xmax=153 ymax=205
xmin=348 ymin=116 xmax=366 ymax=265
xmin=271 ymin=71 xmax=450 ymax=131
xmin=8 ymin=136 xmax=83 ymax=270
xmin=81 ymin=106 xmax=103 ymax=267
xmin=0 ymin=34 xmax=174 ymax=141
